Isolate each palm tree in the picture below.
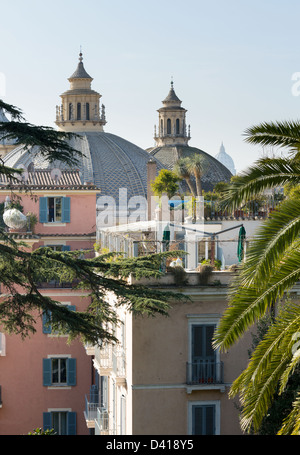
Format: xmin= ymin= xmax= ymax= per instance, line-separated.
xmin=186 ymin=154 xmax=207 ymax=197
xmin=213 ymin=120 xmax=300 ymax=435
xmin=173 ymin=157 xmax=196 ymax=196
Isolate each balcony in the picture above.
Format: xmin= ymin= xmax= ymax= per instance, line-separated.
xmin=84 ymin=386 xmax=99 ymax=428
xmin=94 ymin=407 xmax=118 ymax=435
xmin=186 ymin=360 xmax=225 ymax=393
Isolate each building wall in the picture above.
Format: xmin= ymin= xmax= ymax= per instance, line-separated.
xmin=131 ymin=280 xmax=252 ymax=435
xmin=0 ymin=188 xmax=97 ymax=435
xmin=0 ymin=294 xmax=91 ymax=435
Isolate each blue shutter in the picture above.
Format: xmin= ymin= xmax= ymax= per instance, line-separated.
xmin=62 ymin=245 xmax=71 ymax=251
xmin=43 ymin=359 xmax=52 ymax=386
xmin=43 ymin=412 xmax=52 ymax=431
xmin=67 ymin=412 xmax=76 ymax=435
xmin=67 ymin=358 xmax=76 ymax=386
xmin=39 ymin=197 xmax=48 ymax=223
xmin=62 ymin=197 xmax=71 ymax=223
xmin=68 ymin=305 xmax=76 ymax=312
xmin=42 ymin=311 xmax=52 ymax=334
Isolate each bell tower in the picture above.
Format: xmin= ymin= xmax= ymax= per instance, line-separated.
xmin=154 ymin=81 xmax=190 ymax=147
xmin=55 ymin=52 xmax=106 ymax=132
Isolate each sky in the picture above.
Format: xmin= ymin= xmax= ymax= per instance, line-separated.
xmin=1 ymin=0 xmax=300 ymax=173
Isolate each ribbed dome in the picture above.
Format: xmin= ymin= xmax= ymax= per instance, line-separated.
xmin=147 ymin=144 xmax=232 ymax=192
xmin=3 ymin=132 xmax=163 ymax=201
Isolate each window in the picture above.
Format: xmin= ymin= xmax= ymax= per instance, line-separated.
xmin=86 ymin=102 xmax=90 ymax=120
xmin=77 ymin=102 xmax=81 ymax=120
xmin=43 ymin=411 xmax=76 ymax=435
xmin=43 ymin=357 xmax=76 ymax=386
xmin=187 ymin=315 xmax=222 ymax=385
xmin=42 ymin=304 xmax=75 ymax=334
xmin=39 ymin=197 xmax=70 ymax=223
xmin=176 ymin=118 xmax=180 ymax=134
xmin=69 ymin=103 xmax=73 ymax=120
xmin=167 ymin=118 xmax=171 ymax=134
xmin=189 ymin=402 xmax=220 ymax=435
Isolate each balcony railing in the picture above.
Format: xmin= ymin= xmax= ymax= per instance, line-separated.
xmin=94 ymin=407 xmax=118 ymax=435
xmin=84 ymin=386 xmax=99 ymax=424
xmin=186 ymin=360 xmax=224 ymax=385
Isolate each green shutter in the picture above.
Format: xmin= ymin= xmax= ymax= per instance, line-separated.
xmin=62 ymin=245 xmax=71 ymax=251
xmin=43 ymin=412 xmax=52 ymax=431
xmin=42 ymin=311 xmax=52 ymax=334
xmin=43 ymin=358 xmax=52 ymax=386
xmin=62 ymin=197 xmax=70 ymax=223
xmin=39 ymin=197 xmax=48 ymax=223
xmin=67 ymin=358 xmax=76 ymax=386
xmin=67 ymin=412 xmax=76 ymax=435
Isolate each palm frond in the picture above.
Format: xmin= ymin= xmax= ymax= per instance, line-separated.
xmin=229 ymin=302 xmax=300 ymax=433
xmin=244 ymin=120 xmax=300 ymax=155
xmin=278 ymin=391 xmax=300 ymax=435
xmin=219 ymin=158 xmax=300 ymax=210
xmin=213 ymin=244 xmax=300 ymax=352
xmin=234 ymin=199 xmax=300 ymax=288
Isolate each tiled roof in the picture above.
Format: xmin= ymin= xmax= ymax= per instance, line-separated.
xmin=0 ymin=169 xmax=99 ymax=190
xmin=69 ymin=61 xmax=92 ymax=80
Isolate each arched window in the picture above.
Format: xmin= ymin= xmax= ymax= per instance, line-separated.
xmin=167 ymin=118 xmax=171 ymax=135
xmin=77 ymin=103 xmax=81 ymax=120
xmin=176 ymin=119 xmax=180 ymax=135
xmin=86 ymin=103 xmax=90 ymax=120
xmin=69 ymin=103 xmax=73 ymax=120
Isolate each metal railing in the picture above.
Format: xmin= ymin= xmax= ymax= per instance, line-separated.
xmin=186 ymin=360 xmax=224 ymax=385
xmin=84 ymin=395 xmax=99 ymax=421
xmin=94 ymin=407 xmax=118 ymax=435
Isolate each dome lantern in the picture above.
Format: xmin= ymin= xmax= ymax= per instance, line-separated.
xmin=55 ymin=52 xmax=106 ymax=133
xmin=154 ymin=80 xmax=191 ymax=147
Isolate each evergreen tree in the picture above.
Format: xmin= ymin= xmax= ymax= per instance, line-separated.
xmin=0 ymin=100 xmax=185 ymax=345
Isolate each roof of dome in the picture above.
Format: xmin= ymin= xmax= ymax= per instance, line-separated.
xmin=3 ymin=132 xmax=164 ymax=201
xmin=68 ymin=53 xmax=92 ymax=80
xmin=147 ymin=144 xmax=232 ymax=191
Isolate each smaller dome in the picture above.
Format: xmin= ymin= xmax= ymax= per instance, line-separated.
xmin=215 ymin=142 xmax=236 ymax=175
xmin=148 ymin=144 xmax=232 ymax=192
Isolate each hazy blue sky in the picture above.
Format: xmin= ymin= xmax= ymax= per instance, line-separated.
xmin=2 ymin=0 xmax=300 ymax=172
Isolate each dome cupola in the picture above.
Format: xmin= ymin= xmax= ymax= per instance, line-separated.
xmin=55 ymin=52 xmax=106 ymax=133
xmin=154 ymin=80 xmax=190 ymax=147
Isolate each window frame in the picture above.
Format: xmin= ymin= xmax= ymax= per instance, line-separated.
xmin=188 ymin=400 xmax=220 ymax=435
xmin=43 ymin=355 xmax=76 ymax=387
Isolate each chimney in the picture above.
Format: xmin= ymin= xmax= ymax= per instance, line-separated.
xmin=147 ymin=158 xmax=157 ymax=221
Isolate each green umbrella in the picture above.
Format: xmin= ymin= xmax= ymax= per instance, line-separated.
xmin=237 ymin=225 xmax=246 ymax=262
xmin=162 ymin=224 xmax=170 ymax=251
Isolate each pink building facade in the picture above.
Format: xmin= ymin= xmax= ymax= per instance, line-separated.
xmin=0 ymin=170 xmax=98 ymax=435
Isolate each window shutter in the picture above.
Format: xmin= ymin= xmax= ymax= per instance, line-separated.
xmin=68 ymin=305 xmax=76 ymax=312
xmin=62 ymin=197 xmax=71 ymax=223
xmin=67 ymin=412 xmax=76 ymax=435
xmin=67 ymin=358 xmax=76 ymax=386
xmin=43 ymin=359 xmax=52 ymax=386
xmin=62 ymin=245 xmax=71 ymax=251
xmin=42 ymin=311 xmax=52 ymax=334
xmin=43 ymin=412 xmax=52 ymax=431
xmin=39 ymin=197 xmax=48 ymax=223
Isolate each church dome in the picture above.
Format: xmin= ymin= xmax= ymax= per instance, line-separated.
xmin=3 ymin=131 xmax=162 ymax=201
xmin=215 ymin=142 xmax=236 ymax=175
xmin=148 ymin=83 xmax=232 ymax=191
xmin=3 ymin=53 xmax=163 ymax=202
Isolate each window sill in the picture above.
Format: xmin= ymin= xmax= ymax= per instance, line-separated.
xmin=47 ymin=386 xmax=72 ymax=390
xmin=43 ymin=223 xmax=67 ymax=227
